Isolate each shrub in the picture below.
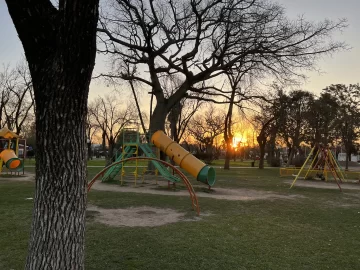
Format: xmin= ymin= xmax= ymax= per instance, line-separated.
xmin=292 ymin=156 xmax=306 ymax=167
xmin=270 ymin=158 xmax=281 ymax=167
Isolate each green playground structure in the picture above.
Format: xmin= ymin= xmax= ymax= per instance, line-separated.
xmin=101 ymin=128 xmax=180 ymax=183
xmin=101 ymin=128 xmax=216 ymax=187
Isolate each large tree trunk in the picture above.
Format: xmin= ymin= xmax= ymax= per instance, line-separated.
xmin=168 ymin=101 xmax=182 ymax=143
xmin=107 ymin=136 xmax=115 ymax=166
xmin=150 ymin=102 xmax=167 ymax=134
xmin=148 ymin=102 xmax=168 ymax=167
xmin=30 ymin=82 xmax=89 ymax=269
xmin=5 ymin=1 xmax=99 ymax=269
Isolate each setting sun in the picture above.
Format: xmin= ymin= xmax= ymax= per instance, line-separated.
xmin=232 ymin=136 xmax=247 ymax=148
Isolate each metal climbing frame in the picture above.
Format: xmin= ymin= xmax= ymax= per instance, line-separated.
xmin=88 ymin=157 xmax=200 ymax=215
xmin=102 ymin=128 xmax=173 ymax=183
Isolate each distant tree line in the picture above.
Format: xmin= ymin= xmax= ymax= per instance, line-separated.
xmin=254 ymin=84 xmax=360 ymax=170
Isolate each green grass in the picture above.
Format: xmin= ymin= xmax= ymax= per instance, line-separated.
xmin=24 ymin=158 xmax=108 ymax=167
xmin=24 ymin=158 xmax=264 ymax=168
xmin=1 ymin=169 xmax=360 ymax=269
xmin=211 ymin=159 xmax=266 ymax=167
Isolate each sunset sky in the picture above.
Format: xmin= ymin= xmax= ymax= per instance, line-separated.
xmin=1 ymin=0 xmax=359 ymax=103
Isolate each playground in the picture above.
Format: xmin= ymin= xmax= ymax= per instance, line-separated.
xmin=1 ymin=128 xmax=360 ymax=269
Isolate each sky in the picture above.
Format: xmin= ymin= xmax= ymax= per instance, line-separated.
xmin=0 ymin=0 xmax=359 ymax=101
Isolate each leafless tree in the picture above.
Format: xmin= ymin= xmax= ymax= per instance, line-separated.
xmin=222 ymin=67 xmax=265 ymax=169
xmin=159 ymin=73 xmax=204 ymax=142
xmin=0 ymin=61 xmax=34 ymax=134
xmin=5 ymin=0 xmax=99 ymax=268
xmin=253 ymin=107 xmax=276 ymax=169
xmin=0 ymin=65 xmax=12 ymax=127
xmin=187 ymin=105 xmax=225 ymax=161
xmin=127 ymin=79 xmax=149 ymax=136
xmin=89 ymin=95 xmax=137 ymax=164
xmin=167 ymin=97 xmax=203 ymax=143
xmin=97 ymin=0 xmax=346 ymax=134
xmin=99 ymin=61 xmax=151 ymax=140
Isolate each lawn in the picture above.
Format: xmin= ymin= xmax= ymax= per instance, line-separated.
xmin=23 ymin=158 xmax=264 ymax=168
xmin=1 ymin=168 xmax=360 ymax=269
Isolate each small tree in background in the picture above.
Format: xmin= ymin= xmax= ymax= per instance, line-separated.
xmin=0 ymin=61 xmax=34 ymax=134
xmin=277 ymin=90 xmax=314 ymax=166
xmin=89 ymin=95 xmax=137 ymax=165
xmin=323 ymin=84 xmax=360 ymax=169
xmin=187 ymin=105 xmax=225 ymax=163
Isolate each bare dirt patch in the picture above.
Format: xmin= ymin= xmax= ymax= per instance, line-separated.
xmin=0 ymin=172 xmax=34 ymax=182
xmin=90 ymin=181 xmax=303 ymax=201
xmin=284 ymin=179 xmax=360 ymax=190
xmin=87 ymin=205 xmax=188 ymax=227
xmin=202 ymin=187 xmax=303 ymax=201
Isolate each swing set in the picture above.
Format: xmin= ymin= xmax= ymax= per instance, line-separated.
xmin=290 ymin=144 xmax=345 ymax=191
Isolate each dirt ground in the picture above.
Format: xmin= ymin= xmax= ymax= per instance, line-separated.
xmin=0 ymin=172 xmax=34 ymax=182
xmin=87 ymin=181 xmax=305 ymax=228
xmin=87 ymin=205 xmax=194 ymax=227
xmin=5 ymin=173 xmax=360 ymax=228
xmin=90 ymin=181 xmax=303 ymax=201
xmin=87 ymin=179 xmax=360 ymax=227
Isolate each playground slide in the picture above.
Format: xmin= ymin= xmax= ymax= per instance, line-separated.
xmin=138 ymin=143 xmax=180 ymax=183
xmin=151 ymin=130 xmax=216 ymax=186
xmin=0 ymin=149 xmax=23 ymax=170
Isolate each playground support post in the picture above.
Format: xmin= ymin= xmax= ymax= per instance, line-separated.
xmin=303 ymin=148 xmax=320 ymax=180
xmin=290 ymin=146 xmax=315 ymax=189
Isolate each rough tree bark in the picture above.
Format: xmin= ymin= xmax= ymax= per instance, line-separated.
xmin=5 ymin=1 xmax=99 ymax=269
xmin=150 ymin=102 xmax=168 ymax=134
xmin=148 ymin=101 xmax=168 ymax=164
xmin=108 ymin=135 xmax=115 ymax=165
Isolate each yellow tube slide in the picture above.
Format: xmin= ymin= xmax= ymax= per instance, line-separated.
xmin=0 ymin=149 xmax=22 ymax=170
xmin=151 ymin=130 xmax=216 ymax=186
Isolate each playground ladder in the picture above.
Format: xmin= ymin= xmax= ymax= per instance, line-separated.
xmin=101 ymin=145 xmax=137 ymax=182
